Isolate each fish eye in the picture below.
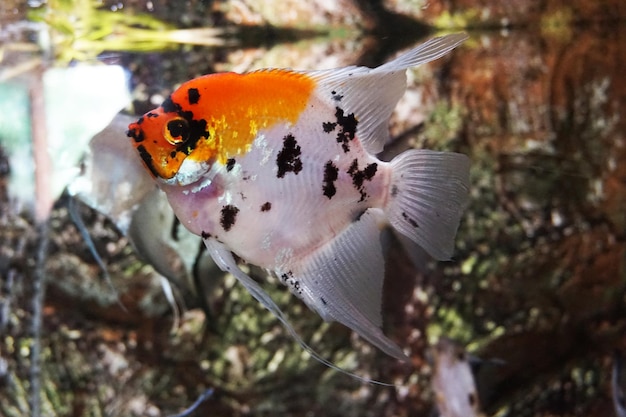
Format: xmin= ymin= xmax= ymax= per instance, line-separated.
xmin=164 ymin=117 xmax=189 ymax=145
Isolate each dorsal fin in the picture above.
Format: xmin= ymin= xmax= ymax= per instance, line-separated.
xmin=308 ymin=33 xmax=468 ymax=154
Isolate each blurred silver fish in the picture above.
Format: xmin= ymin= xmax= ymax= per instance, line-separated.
xmin=432 ymin=338 xmax=483 ymax=417
xmin=68 ymin=114 xmax=155 ymax=234
xmin=67 ymin=114 xmax=219 ymax=311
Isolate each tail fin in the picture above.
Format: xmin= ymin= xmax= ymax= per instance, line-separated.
xmin=386 ymin=150 xmax=470 ymax=260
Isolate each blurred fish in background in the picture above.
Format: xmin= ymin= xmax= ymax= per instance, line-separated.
xmin=0 ymin=57 xmax=219 ymax=318
xmin=431 ymin=338 xmax=484 ymax=417
xmin=67 ymin=114 xmax=222 ymax=321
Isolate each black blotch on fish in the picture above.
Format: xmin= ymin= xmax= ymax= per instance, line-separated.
xmin=226 ymin=158 xmax=236 ymax=172
xmin=334 ymin=107 xmax=358 ymax=153
xmin=331 ymin=90 xmax=344 ymax=102
xmin=347 ymin=159 xmax=377 ymax=202
xmin=127 ymin=127 xmax=144 ymax=143
xmin=391 ymin=184 xmax=399 ymax=197
xmin=322 ymin=160 xmax=339 ymax=199
xmin=402 ymin=212 xmax=419 ymax=228
xmin=260 ymin=202 xmax=272 ymax=212
xmin=280 ymin=271 xmax=302 ymax=294
xmin=188 ymin=88 xmax=200 ymax=105
xmin=146 ymin=112 xmax=158 ymax=118
xmin=322 ymin=121 xmax=337 ymax=133
xmin=201 ymin=230 xmax=211 ymax=239
xmin=135 ymin=144 xmax=160 ymax=178
xmin=161 ymin=96 xmax=181 ymax=113
xmin=320 ymin=297 xmax=327 ymax=305
xmin=170 ymin=151 xmax=176 ymax=158
xmin=276 ymin=134 xmax=303 ymax=178
xmin=220 ymin=205 xmax=240 ymax=231
xmin=136 ymin=116 xmax=144 ymax=125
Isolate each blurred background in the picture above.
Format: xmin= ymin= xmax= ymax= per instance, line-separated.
xmin=1 ymin=1 xmax=625 ymax=416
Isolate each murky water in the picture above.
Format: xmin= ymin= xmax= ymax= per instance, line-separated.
xmin=1 ymin=2 xmax=625 ymax=416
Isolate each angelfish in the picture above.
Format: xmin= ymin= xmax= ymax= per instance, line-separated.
xmin=126 ymin=34 xmax=470 ymax=362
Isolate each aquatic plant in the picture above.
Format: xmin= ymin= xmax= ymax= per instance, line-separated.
xmin=27 ymin=0 xmax=228 ymax=62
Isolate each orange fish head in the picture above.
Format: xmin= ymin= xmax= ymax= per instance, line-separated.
xmin=126 ymin=101 xmax=213 ymax=185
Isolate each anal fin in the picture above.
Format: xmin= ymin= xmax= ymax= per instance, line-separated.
xmin=285 ymin=209 xmax=408 ymax=361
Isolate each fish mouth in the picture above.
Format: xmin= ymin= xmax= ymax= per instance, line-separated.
xmin=161 ymin=158 xmax=211 ymax=186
